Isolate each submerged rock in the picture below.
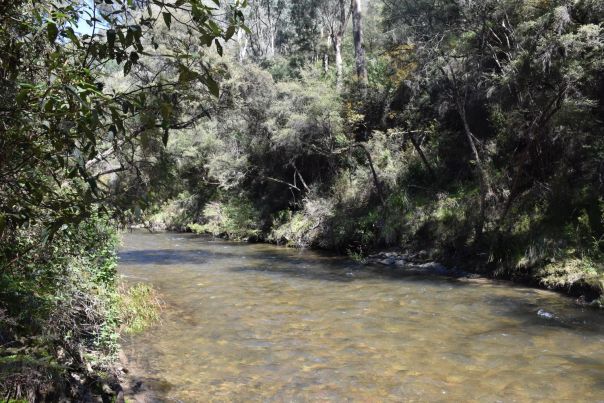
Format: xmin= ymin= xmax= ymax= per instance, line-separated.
xmin=537 ymin=309 xmax=555 ymax=319
xmin=394 ymin=259 xmax=407 ymax=267
xmin=379 ymin=258 xmax=396 ymax=266
xmin=417 ymin=262 xmax=447 ymax=273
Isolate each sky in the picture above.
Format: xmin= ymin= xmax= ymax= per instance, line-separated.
xmin=74 ymin=0 xmax=103 ymax=36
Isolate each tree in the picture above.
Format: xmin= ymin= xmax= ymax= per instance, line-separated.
xmin=0 ymin=2 xmax=244 ymax=396
xmin=0 ymin=0 xmax=244 ymax=241
xmin=320 ymin=0 xmax=352 ymax=85
xmin=352 ymin=0 xmax=368 ymax=86
xmin=244 ymin=0 xmax=286 ymax=60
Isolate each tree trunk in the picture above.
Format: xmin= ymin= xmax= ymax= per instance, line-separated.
xmin=331 ymin=0 xmax=351 ymax=87
xmin=457 ymin=98 xmax=491 ymax=240
xmin=441 ymin=63 xmax=492 ymax=240
xmin=237 ymin=28 xmax=247 ymax=62
xmin=354 ymin=143 xmax=385 ymax=205
xmin=334 ymin=35 xmax=343 ymax=85
xmin=352 ymin=0 xmax=368 ymax=87
xmin=409 ymin=133 xmax=435 ymax=178
xmin=268 ymin=32 xmax=275 ymax=59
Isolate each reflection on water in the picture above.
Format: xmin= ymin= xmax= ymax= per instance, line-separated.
xmin=119 ymin=231 xmax=604 ymax=401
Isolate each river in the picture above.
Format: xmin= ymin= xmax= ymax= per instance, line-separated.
xmin=119 ymin=231 xmax=604 ymax=401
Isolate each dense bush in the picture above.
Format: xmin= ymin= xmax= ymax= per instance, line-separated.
xmin=0 ymin=213 xmax=122 ymax=400
xmin=148 ymin=0 xmax=603 ymax=302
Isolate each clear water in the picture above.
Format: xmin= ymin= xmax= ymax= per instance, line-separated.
xmin=119 ymin=231 xmax=604 ymax=402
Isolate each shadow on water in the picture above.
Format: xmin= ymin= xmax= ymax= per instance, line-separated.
xmin=120 ymin=247 xmax=473 ymax=289
xmin=228 ymin=262 xmax=475 ymax=288
xmin=119 ymin=249 xmax=244 ymax=265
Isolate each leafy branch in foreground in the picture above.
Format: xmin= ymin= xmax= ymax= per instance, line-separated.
xmin=1 ymin=0 xmax=246 ymax=241
xmin=0 ymin=0 xmax=245 ymax=400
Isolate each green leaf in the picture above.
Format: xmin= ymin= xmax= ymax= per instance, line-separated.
xmin=43 ymin=98 xmax=54 ymax=112
xmin=107 ymin=29 xmax=116 ymax=49
xmin=124 ymin=60 xmax=132 ymax=75
xmin=199 ymin=34 xmax=213 ymax=46
xmin=125 ymin=27 xmax=134 ymax=47
xmin=160 ymin=102 xmax=173 ymax=120
xmin=204 ymin=76 xmax=219 ymax=97
xmin=224 ymin=25 xmax=236 ymax=41
xmin=177 ymin=64 xmax=199 ymax=82
xmin=163 ymin=12 xmax=172 ymax=29
xmin=215 ymin=39 xmax=223 ymax=56
xmin=47 ymin=22 xmax=58 ymax=43
xmin=16 ymin=89 xmax=29 ymax=105
xmin=208 ymin=20 xmax=221 ymax=36
xmin=64 ymin=27 xmax=80 ymax=47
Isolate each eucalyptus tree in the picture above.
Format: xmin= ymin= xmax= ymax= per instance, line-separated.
xmin=319 ymin=0 xmax=352 ymax=84
xmin=242 ymin=0 xmax=286 ymax=60
xmin=352 ymin=0 xmax=368 ymax=86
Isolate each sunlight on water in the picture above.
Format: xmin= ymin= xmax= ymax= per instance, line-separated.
xmin=119 ymin=231 xmax=604 ymax=401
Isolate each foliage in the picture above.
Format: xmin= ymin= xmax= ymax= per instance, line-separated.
xmin=189 ymin=197 xmax=261 ymax=241
xmin=3 ymin=2 xmax=604 ymax=400
xmin=117 ymin=283 xmax=162 ymax=335
xmin=0 ymin=213 xmax=121 ymax=400
xmin=153 ymin=0 xmax=604 ymax=301
xmin=0 ymin=0 xmax=245 ymax=399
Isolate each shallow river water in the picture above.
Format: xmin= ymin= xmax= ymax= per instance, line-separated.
xmin=119 ymin=231 xmax=604 ymax=402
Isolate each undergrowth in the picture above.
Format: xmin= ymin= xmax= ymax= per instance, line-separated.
xmin=0 ymin=213 xmax=162 ymax=401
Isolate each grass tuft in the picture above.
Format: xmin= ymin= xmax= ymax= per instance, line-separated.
xmin=117 ymin=284 xmax=163 ymax=335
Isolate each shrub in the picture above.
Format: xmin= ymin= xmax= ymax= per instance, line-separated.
xmin=0 ymin=212 xmax=161 ymax=400
xmin=189 ymin=197 xmax=261 ymax=241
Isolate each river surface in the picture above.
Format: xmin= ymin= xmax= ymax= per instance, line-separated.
xmin=119 ymin=231 xmax=604 ymax=402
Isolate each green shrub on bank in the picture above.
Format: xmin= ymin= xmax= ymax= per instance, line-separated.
xmin=0 ymin=213 xmax=161 ymax=401
xmin=0 ymin=213 xmax=118 ymax=400
xmin=269 ymin=194 xmax=335 ymax=248
xmin=537 ymin=258 xmax=602 ymax=289
xmin=149 ymin=192 xmax=200 ymax=231
xmin=189 ymin=197 xmax=261 ymax=241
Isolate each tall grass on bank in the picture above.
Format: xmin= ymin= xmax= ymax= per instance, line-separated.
xmin=117 ymin=283 xmax=163 ymax=334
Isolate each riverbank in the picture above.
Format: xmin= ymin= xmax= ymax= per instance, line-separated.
xmin=149 ymin=211 xmax=604 ymax=307
xmin=361 ymin=250 xmax=604 ymax=307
